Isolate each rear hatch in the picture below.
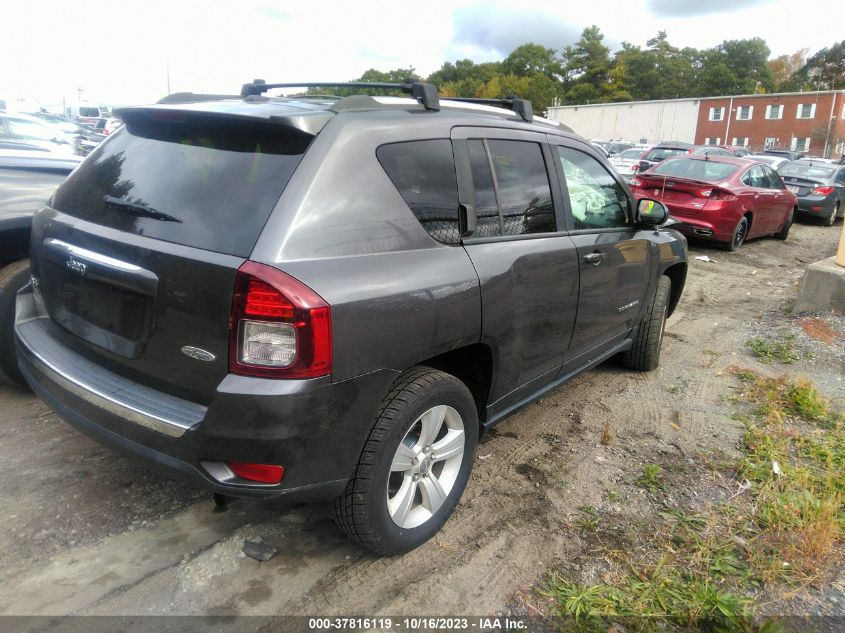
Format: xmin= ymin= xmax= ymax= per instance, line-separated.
xmin=29 ymin=107 xmax=316 ymax=403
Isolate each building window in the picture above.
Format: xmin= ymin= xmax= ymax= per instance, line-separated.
xmin=765 ymin=104 xmax=783 ymax=120
xmin=796 ymin=103 xmax=816 ymax=119
xmin=704 ymin=137 xmax=711 ymax=145
xmin=764 ymin=137 xmax=776 ymax=149
xmin=736 ymin=106 xmax=753 ymax=120
xmin=709 ymin=107 xmax=724 ymax=121
xmin=802 ymin=138 xmax=811 ymax=151
xmin=790 ymin=138 xmax=811 ymax=151
xmin=732 ymin=137 xmax=749 ymax=147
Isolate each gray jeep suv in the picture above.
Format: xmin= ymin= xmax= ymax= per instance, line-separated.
xmin=14 ymin=81 xmax=687 ymax=554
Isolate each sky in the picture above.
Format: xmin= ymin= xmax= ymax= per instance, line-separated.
xmin=2 ymin=0 xmax=842 ymax=109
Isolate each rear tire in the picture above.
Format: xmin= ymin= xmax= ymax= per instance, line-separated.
xmin=622 ymin=275 xmax=671 ymax=372
xmin=726 ymin=217 xmax=748 ymax=251
xmin=825 ymin=202 xmax=839 ymax=227
xmin=774 ymin=208 xmax=794 ymax=240
xmin=0 ymin=259 xmax=31 ymax=390
xmin=333 ymin=367 xmax=478 ymax=555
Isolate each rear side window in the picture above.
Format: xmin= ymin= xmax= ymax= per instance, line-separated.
xmin=377 ymin=139 xmax=460 ymax=244
xmin=742 ymin=165 xmax=767 ymax=188
xmin=763 ymin=166 xmax=784 ymax=189
xmin=466 ymin=139 xmax=555 ymax=237
xmin=51 ymin=116 xmax=310 ymax=257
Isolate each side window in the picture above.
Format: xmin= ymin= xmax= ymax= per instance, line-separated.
xmin=555 ymin=146 xmax=629 ymax=230
xmin=466 ymin=139 xmax=555 ymax=237
xmin=763 ymin=166 xmax=784 ymax=189
xmin=377 ymin=139 xmax=460 ymax=244
xmin=836 ymin=169 xmax=845 ymax=185
xmin=742 ymin=165 xmax=766 ymax=188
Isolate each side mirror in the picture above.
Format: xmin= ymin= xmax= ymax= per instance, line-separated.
xmin=636 ymin=198 xmax=668 ymax=226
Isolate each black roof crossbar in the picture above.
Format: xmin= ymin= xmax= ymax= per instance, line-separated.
xmin=443 ymin=96 xmax=533 ymax=122
xmin=240 ymin=80 xmax=440 ymax=111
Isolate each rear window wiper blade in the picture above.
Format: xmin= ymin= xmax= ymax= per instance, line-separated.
xmin=102 ymin=195 xmax=182 ymax=223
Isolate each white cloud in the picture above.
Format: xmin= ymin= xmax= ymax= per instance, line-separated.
xmin=0 ymin=0 xmax=841 ymax=109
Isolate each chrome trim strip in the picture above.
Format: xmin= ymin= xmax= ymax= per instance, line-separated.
xmin=44 ymin=238 xmax=144 ymax=272
xmin=18 ymin=327 xmax=203 ymax=439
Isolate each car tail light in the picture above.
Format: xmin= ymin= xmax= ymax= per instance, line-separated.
xmin=696 ymin=188 xmax=713 ymax=198
xmin=630 ymin=177 xmax=642 ymax=187
xmin=708 ymin=188 xmax=736 ymax=201
xmin=811 ymin=186 xmax=835 ymax=196
xmin=229 ymin=261 xmax=331 ymax=379
xmin=226 ymin=461 xmax=284 ymax=484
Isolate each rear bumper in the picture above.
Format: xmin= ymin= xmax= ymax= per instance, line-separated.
xmin=15 ymin=283 xmax=397 ymax=500
xmin=795 ymin=195 xmax=837 ymax=215
xmin=665 ymin=214 xmax=736 ymax=243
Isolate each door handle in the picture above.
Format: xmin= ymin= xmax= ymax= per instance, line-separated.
xmin=583 ymin=252 xmax=606 ymax=265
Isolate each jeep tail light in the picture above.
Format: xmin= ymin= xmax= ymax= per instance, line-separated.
xmin=226 ymin=461 xmax=284 ymax=484
xmin=229 ymin=261 xmax=331 ymax=379
xmin=811 ymin=186 xmax=835 ymax=196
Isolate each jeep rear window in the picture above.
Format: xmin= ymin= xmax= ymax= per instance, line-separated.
xmin=377 ymin=139 xmax=460 ymax=244
xmin=51 ymin=116 xmax=311 ymax=257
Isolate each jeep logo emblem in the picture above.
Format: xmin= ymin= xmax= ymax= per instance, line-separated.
xmin=65 ymin=257 xmax=87 ymax=276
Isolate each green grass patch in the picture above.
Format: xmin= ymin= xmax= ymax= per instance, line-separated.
xmin=636 ymin=464 xmax=663 ymax=493
xmin=745 ymin=335 xmax=799 ymax=364
xmin=542 ymin=369 xmax=845 ymax=632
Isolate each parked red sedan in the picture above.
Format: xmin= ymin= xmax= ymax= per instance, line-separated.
xmin=629 ymin=155 xmax=797 ymax=251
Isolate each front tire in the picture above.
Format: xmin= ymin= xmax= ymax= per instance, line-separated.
xmin=333 ymin=367 xmax=478 ymax=555
xmin=622 ymin=275 xmax=671 ymax=372
xmin=0 ymin=259 xmax=31 ymax=390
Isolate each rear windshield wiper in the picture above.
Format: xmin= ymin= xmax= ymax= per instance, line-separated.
xmin=102 ymin=195 xmax=182 ymax=223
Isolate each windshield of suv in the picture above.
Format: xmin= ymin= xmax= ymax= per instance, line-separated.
xmin=644 ymin=148 xmax=688 ymax=162
xmin=650 ymin=158 xmax=738 ymax=181
xmin=778 ymin=163 xmax=835 ymax=179
xmin=51 ymin=116 xmax=311 ymax=256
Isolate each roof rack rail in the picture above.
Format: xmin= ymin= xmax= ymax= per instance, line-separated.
xmin=239 ymin=80 xmax=440 ymax=111
xmin=158 ymin=92 xmax=242 ymax=104
xmin=443 ymin=96 xmax=533 ymax=122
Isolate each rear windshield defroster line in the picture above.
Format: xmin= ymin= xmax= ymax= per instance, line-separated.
xmin=51 ymin=115 xmax=312 ymax=257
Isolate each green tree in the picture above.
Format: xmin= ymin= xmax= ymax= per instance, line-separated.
xmin=501 ymin=43 xmax=562 ymax=80
xmin=697 ymin=38 xmax=773 ymax=96
xmin=562 ymin=26 xmax=612 ymax=102
xmin=789 ymin=41 xmax=845 ymax=91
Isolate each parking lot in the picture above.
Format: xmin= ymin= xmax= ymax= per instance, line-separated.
xmin=1 ymin=220 xmax=843 ymax=617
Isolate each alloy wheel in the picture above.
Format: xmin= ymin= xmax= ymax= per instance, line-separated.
xmin=387 ymin=405 xmax=466 ymax=529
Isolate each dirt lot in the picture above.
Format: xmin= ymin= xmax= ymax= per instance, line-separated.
xmin=0 ymin=220 xmax=842 ymax=620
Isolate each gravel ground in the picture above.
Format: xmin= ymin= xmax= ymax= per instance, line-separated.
xmin=0 ymin=219 xmax=842 ymax=623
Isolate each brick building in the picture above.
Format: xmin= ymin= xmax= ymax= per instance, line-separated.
xmin=695 ymin=90 xmax=845 ymax=156
xmin=547 ymin=89 xmax=845 ymax=158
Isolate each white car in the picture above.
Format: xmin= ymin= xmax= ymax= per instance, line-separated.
xmin=609 ymin=147 xmax=648 ymax=178
xmin=0 ymin=112 xmax=76 ymax=155
xmin=745 ymin=154 xmax=790 ymax=171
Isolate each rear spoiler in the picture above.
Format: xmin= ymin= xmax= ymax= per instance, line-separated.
xmin=113 ymin=104 xmax=333 ymax=137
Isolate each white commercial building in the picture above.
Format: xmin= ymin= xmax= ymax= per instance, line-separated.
xmin=547 ymin=98 xmax=701 ymax=144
